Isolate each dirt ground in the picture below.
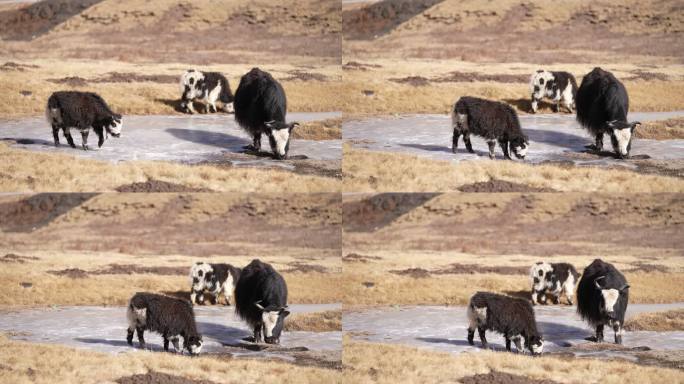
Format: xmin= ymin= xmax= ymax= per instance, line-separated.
xmin=343 ymin=192 xmax=684 ymax=306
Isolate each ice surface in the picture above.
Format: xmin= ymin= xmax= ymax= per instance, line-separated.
xmin=344 ymin=303 xmax=684 ymax=356
xmin=0 ymin=303 xmax=341 ymax=358
xmin=344 ymin=111 xmax=684 ymax=167
xmin=0 ymin=112 xmax=341 ymax=167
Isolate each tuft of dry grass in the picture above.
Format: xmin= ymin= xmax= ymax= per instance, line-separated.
xmin=0 ymin=142 xmax=340 ymax=192
xmin=293 ymin=118 xmax=342 ymax=140
xmin=342 ymin=145 xmax=684 ymax=193
xmin=285 ymin=310 xmax=342 ymax=332
xmin=625 ymin=309 xmax=684 ymax=332
xmin=343 ymin=338 xmax=684 ymax=384
xmin=0 ymin=334 xmax=341 ymax=384
xmin=635 ymin=117 xmax=684 ymax=140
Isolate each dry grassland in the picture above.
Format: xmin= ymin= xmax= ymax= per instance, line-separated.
xmin=286 ymin=310 xmax=342 ymax=332
xmin=342 ymin=145 xmax=684 ymax=193
xmin=625 ymin=309 xmax=684 ymax=332
xmin=343 ymin=338 xmax=683 ymax=384
xmin=0 ymin=60 xmax=341 ymax=118
xmin=0 ymin=251 xmax=342 ymax=306
xmin=0 ymin=334 xmax=341 ymax=384
xmin=0 ymin=142 xmax=340 ymax=192
xmin=294 ymin=117 xmax=342 ymax=140
xmin=636 ymin=117 xmax=684 ymax=140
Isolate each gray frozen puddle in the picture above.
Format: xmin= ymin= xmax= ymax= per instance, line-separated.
xmin=0 ymin=304 xmax=341 ymax=360
xmin=0 ymin=112 xmax=341 ymax=169
xmin=344 ymin=111 xmax=684 ymax=168
xmin=345 ymin=303 xmax=684 ymax=358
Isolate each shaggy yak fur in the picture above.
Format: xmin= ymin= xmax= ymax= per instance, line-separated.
xmin=46 ymin=91 xmax=122 ymax=150
xmin=234 ymin=259 xmax=289 ymax=344
xmin=189 ymin=261 xmax=241 ymax=305
xmin=467 ymin=291 xmax=544 ymax=355
xmin=126 ymin=292 xmax=203 ymax=355
xmin=180 ymin=69 xmax=234 ymax=114
xmin=575 ymin=67 xmax=641 ymax=158
xmin=233 ymin=68 xmax=299 ymax=160
xmin=577 ymin=259 xmax=630 ymax=344
xmin=530 ymin=262 xmax=580 ymax=305
xmin=452 ymin=96 xmax=529 ymax=160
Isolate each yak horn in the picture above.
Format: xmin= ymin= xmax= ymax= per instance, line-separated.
xmin=594 ymin=276 xmax=605 ymax=290
xmin=254 ymin=301 xmax=264 ymax=310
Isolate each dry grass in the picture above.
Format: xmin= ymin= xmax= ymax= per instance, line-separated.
xmin=0 ymin=251 xmax=342 ymax=306
xmin=0 ymin=142 xmax=340 ymax=192
xmin=635 ymin=117 xmax=684 ymax=140
xmin=0 ymin=334 xmax=341 ymax=384
xmin=342 ymin=145 xmax=684 ymax=193
xmin=293 ymin=118 xmax=342 ymax=140
xmin=624 ymin=309 xmax=684 ymax=331
xmin=341 ymin=59 xmax=684 ymax=114
xmin=341 ymin=250 xmax=684 ymax=306
xmin=0 ymin=59 xmax=341 ymax=118
xmin=343 ymin=338 xmax=683 ymax=384
xmin=285 ymin=310 xmax=342 ymax=332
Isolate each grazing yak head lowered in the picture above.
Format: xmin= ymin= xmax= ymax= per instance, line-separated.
xmin=575 ymin=67 xmax=641 ymax=159
xmin=255 ymin=301 xmax=290 ymax=344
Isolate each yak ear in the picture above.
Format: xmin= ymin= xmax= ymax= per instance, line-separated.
xmin=264 ymin=120 xmax=276 ymax=133
xmin=594 ymin=276 xmax=606 ymax=289
xmin=630 ymin=121 xmax=641 ymax=131
xmin=289 ymin=122 xmax=300 ymax=132
xmin=620 ymin=284 xmax=630 ymax=292
xmin=254 ymin=301 xmax=265 ymax=311
xmin=281 ymin=310 xmax=290 ymax=318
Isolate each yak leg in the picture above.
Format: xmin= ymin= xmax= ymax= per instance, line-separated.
xmin=253 ymin=324 xmax=263 ymax=343
xmin=477 ymin=327 xmax=488 ymax=349
xmin=513 ymin=337 xmax=523 ymax=353
xmin=594 ymin=133 xmax=603 ymax=152
xmin=52 ymin=124 xmax=61 ymax=146
xmin=500 ymin=140 xmax=511 ymax=160
xmin=81 ymin=129 xmax=90 ymax=151
xmin=136 ymin=327 xmax=146 ymax=349
xmin=186 ymin=100 xmax=197 ymax=114
xmin=467 ymin=327 xmax=475 ymax=345
xmin=531 ymin=98 xmax=538 ymax=113
xmin=595 ymin=324 xmax=604 ymax=343
xmin=505 ymin=336 xmax=512 ymax=351
xmin=463 ymin=133 xmax=474 ymax=153
xmin=452 ymin=129 xmax=460 ymax=153
xmin=126 ymin=328 xmax=134 ymax=346
xmin=63 ymin=127 xmax=76 ymax=148
xmin=163 ymin=335 xmax=170 ymax=352
xmin=487 ymin=141 xmax=496 ymax=159
xmin=613 ymin=322 xmax=623 ymax=344
xmin=171 ymin=337 xmax=181 ymax=352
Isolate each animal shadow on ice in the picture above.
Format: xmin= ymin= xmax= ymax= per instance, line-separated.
xmin=525 ymin=128 xmax=587 ymax=150
xmin=536 ymin=321 xmax=592 ymax=346
xmin=416 ymin=337 xmax=473 ymax=347
xmin=196 ymin=321 xmax=250 ymax=345
xmin=75 ymin=337 xmax=144 ymax=349
xmin=399 ymin=143 xmax=493 ymax=158
xmin=166 ymin=128 xmax=249 ymax=150
xmin=1 ymin=137 xmax=54 ymax=146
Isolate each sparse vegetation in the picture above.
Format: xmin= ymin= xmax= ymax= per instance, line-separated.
xmin=625 ymin=309 xmax=684 ymax=331
xmin=285 ymin=310 xmax=342 ymax=332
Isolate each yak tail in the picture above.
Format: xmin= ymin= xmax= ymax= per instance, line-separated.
xmin=219 ymin=77 xmax=234 ymax=103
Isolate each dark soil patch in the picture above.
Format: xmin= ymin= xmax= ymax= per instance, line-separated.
xmin=342 ymin=253 xmax=382 ymax=263
xmin=389 ymin=76 xmax=430 ymax=86
xmin=0 ymin=254 xmax=40 ymax=263
xmin=19 ymin=282 xmax=33 ymax=288
xmin=626 ymin=262 xmax=670 ymax=273
xmin=91 ymin=263 xmax=187 ymax=276
xmin=47 ymin=268 xmax=89 ymax=279
xmin=390 ymin=267 xmax=431 ymax=278
xmin=362 ymin=282 xmax=375 ymax=288
xmin=432 ymin=263 xmax=528 ymax=275
xmin=46 ymin=76 xmax=89 ymax=87
xmin=458 ymin=180 xmax=555 ymax=193
xmin=432 ymin=71 xmax=528 ymax=83
xmin=0 ymin=0 xmax=104 ymax=41
xmin=343 ymin=0 xmax=445 ymax=40
xmin=282 ymin=262 xmax=328 ymax=274
xmin=627 ymin=70 xmax=670 ymax=81
xmin=343 ymin=193 xmax=440 ymax=232
xmin=283 ymin=70 xmax=328 ymax=82
xmin=115 ymin=180 xmax=212 ymax=193
xmin=92 ymin=72 xmax=178 ymax=84
xmin=115 ymin=371 xmax=218 ymax=384
xmin=292 ymin=160 xmax=342 ymax=179
xmin=19 ymin=90 xmax=32 ymax=96
xmin=342 ymin=61 xmax=382 ymax=71
xmin=460 ymin=371 xmax=561 ymax=384
xmin=0 ymin=193 xmax=98 ymax=232
xmin=0 ymin=62 xmax=39 ymax=71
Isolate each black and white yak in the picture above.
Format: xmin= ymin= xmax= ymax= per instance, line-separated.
xmin=467 ymin=291 xmax=544 ymax=355
xmin=576 ymin=259 xmax=630 ymax=344
xmin=576 ymin=67 xmax=641 ymax=159
xmin=180 ymin=69 xmax=234 ymax=114
xmin=234 ymin=259 xmax=289 ymax=344
xmin=529 ymin=262 xmax=580 ymax=305
xmin=233 ymin=68 xmax=299 ymax=160
xmin=451 ymin=96 xmax=529 ymax=160
xmin=529 ymin=70 xmax=577 ymax=113
xmin=46 ymin=91 xmax=122 ymax=150
xmin=126 ymin=292 xmax=203 ymax=355
xmin=189 ymin=262 xmax=241 ymax=306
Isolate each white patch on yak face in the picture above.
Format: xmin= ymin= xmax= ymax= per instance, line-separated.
xmin=272 ymin=127 xmax=291 ymax=158
xmin=612 ymin=128 xmax=632 ymax=157
xmin=190 ymin=262 xmax=212 ymax=292
xmin=529 ymin=71 xmax=554 ymax=99
xmin=188 ymin=338 xmax=203 ymax=355
xmin=531 ymin=339 xmax=544 ymax=355
xmin=262 ymin=310 xmax=280 ymax=338
xmin=530 ymin=263 xmax=552 ymax=291
xmin=601 ymin=289 xmax=620 ymax=314
xmin=181 ymin=71 xmax=205 ymax=100
xmin=108 ymin=118 xmax=122 ymax=137
xmin=467 ymin=305 xmax=487 ymax=328
xmin=513 ymin=143 xmax=528 ymax=158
